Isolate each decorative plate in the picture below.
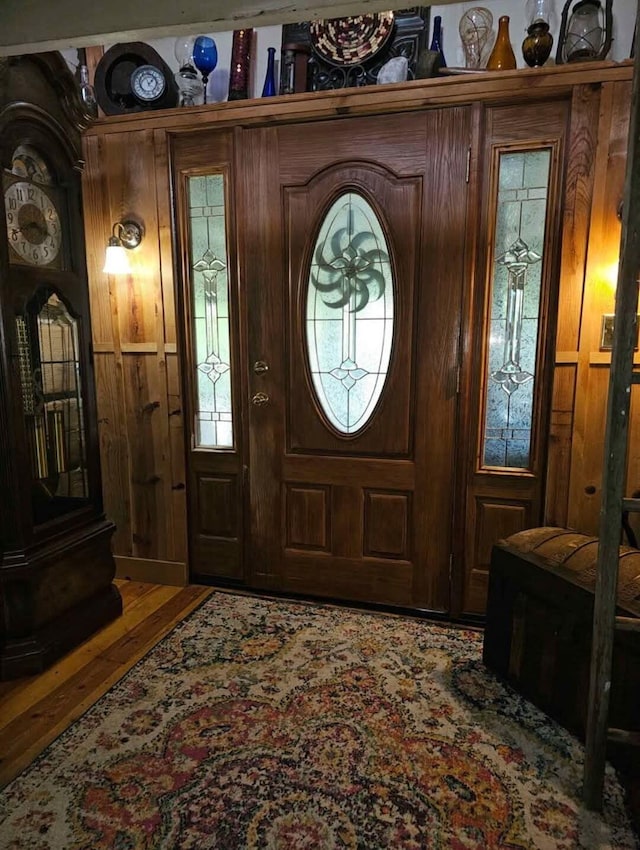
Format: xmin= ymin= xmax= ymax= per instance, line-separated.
xmin=310 ymin=12 xmax=395 ymax=67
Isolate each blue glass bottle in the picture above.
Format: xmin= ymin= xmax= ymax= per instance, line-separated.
xmin=430 ymin=15 xmax=447 ymax=68
xmin=261 ymin=47 xmax=277 ymax=97
xmin=193 ymin=36 xmax=218 ymax=104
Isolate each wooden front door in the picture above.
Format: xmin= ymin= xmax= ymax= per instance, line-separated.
xmin=239 ymin=110 xmax=471 ymax=611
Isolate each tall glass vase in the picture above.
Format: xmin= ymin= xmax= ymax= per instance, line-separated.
xmin=261 ymin=47 xmax=277 ymax=97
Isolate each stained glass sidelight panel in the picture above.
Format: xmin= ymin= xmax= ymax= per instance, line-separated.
xmin=482 ymin=149 xmax=551 ymax=469
xmin=187 ymin=174 xmax=233 ymax=448
xmin=306 ymin=192 xmax=394 ymax=434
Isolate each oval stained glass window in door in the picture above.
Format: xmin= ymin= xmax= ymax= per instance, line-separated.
xmin=306 ymin=192 xmax=394 ymax=434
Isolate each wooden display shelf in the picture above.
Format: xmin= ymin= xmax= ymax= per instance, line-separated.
xmin=85 ymin=60 xmax=633 ymax=136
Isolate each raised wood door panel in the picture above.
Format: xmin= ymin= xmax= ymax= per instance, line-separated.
xmin=171 ymin=130 xmax=245 ymax=582
xmin=240 ymin=109 xmax=471 ymax=610
xmin=459 ymin=99 xmax=571 ymax=616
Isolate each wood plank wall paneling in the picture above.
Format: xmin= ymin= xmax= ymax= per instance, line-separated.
xmin=84 ymin=45 xmax=104 ymax=118
xmin=566 ymin=80 xmax=632 ymax=536
xmin=82 ymin=128 xmax=188 ymax=569
xmin=545 ymin=83 xmax=600 ymax=528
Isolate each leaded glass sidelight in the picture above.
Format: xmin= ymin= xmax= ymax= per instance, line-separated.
xmin=306 ymin=192 xmax=394 ymax=435
xmin=482 ymin=149 xmax=551 ymax=469
xmin=187 ymin=174 xmax=233 ymax=448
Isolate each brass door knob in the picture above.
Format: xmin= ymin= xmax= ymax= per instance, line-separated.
xmin=251 ymin=392 xmax=270 ymax=406
xmin=253 ymin=360 xmax=269 ymax=374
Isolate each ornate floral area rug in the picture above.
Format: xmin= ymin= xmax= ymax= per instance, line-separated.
xmin=0 ymin=593 xmax=637 ymax=849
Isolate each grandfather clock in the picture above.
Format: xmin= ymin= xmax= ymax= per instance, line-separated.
xmin=0 ymin=53 xmax=121 ymax=679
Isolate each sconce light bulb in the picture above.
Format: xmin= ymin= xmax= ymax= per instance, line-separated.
xmin=103 ymin=244 xmax=131 ymax=275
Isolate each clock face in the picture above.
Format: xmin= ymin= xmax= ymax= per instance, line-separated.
xmin=131 ymin=64 xmax=166 ymax=102
xmin=4 ymin=181 xmax=62 ymax=267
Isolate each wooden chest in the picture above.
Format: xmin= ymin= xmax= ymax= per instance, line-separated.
xmin=483 ymin=527 xmax=640 ymax=738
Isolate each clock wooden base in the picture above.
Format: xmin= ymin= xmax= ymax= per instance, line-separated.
xmin=0 ymin=519 xmax=122 ymax=680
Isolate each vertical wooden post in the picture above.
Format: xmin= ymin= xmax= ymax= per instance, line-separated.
xmin=84 ymin=45 xmax=105 ymax=118
xmin=583 ymin=1 xmax=640 ymax=810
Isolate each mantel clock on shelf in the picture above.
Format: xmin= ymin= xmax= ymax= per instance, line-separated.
xmin=0 ymin=52 xmax=121 ymax=680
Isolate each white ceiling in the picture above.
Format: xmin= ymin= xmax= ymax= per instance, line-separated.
xmin=0 ymin=0 xmax=460 ymax=57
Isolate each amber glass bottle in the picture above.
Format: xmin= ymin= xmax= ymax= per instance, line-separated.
xmin=487 ymin=15 xmax=517 ymax=70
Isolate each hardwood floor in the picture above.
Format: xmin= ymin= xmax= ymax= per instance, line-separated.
xmin=0 ymin=580 xmax=212 ymax=789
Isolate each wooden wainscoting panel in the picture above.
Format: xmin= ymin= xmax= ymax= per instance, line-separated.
xmin=82 ymin=125 xmax=187 ymax=567
xmin=364 ymin=490 xmax=411 ymax=560
xmin=166 ymin=352 xmax=188 ymax=563
xmin=546 ymin=364 xmax=577 ymax=528
xmin=285 ymin=484 xmax=330 ymax=551
xmin=94 ymin=352 xmax=132 ymax=554
xmin=121 ymin=353 xmax=170 ymax=560
xmin=570 ymin=365 xmax=610 ymax=534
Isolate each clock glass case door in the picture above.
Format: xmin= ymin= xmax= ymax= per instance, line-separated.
xmin=19 ymin=288 xmax=90 ymax=525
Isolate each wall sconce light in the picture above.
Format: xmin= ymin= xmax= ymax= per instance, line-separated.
xmin=103 ymin=219 xmax=143 ymax=274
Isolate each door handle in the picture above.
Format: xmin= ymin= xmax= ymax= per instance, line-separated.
xmin=253 ymin=360 xmax=269 ymax=375
xmin=251 ymin=392 xmax=270 ymax=406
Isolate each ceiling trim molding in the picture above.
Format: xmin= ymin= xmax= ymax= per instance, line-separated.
xmin=0 ymin=1 xmax=458 ymax=57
